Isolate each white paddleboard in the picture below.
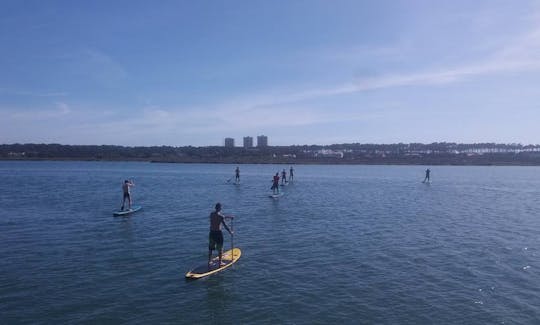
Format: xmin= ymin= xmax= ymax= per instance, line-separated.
xmin=113 ymin=205 xmax=142 ymax=216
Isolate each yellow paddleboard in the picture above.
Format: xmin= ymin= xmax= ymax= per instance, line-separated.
xmin=185 ymin=248 xmax=242 ymax=279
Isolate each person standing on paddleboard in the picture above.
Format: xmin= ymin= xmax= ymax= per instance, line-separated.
xmin=289 ymin=166 xmax=294 ymax=181
xmin=423 ymin=168 xmax=431 ymax=183
xmin=235 ymin=166 xmax=240 ymax=184
xmin=120 ymin=180 xmax=135 ymax=211
xmin=281 ymin=169 xmax=287 ymax=184
xmin=208 ymin=203 xmax=233 ymax=269
xmin=271 ymin=173 xmax=280 ymax=194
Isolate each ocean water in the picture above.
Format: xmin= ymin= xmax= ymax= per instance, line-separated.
xmin=1 ymin=161 xmax=540 ymax=324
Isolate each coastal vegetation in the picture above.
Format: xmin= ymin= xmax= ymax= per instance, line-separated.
xmin=2 ymin=143 xmax=540 ymax=165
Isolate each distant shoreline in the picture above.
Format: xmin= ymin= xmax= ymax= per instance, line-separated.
xmin=2 ymin=157 xmax=540 ymax=166
xmin=2 ymin=143 xmax=540 ymax=166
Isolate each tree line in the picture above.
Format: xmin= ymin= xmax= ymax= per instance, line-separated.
xmin=1 ymin=142 xmax=540 ymax=165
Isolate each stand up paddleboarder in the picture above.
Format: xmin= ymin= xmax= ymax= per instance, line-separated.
xmin=208 ymin=203 xmax=234 ymax=269
xmin=271 ymin=173 xmax=280 ymax=194
xmin=235 ymin=166 xmax=240 ymax=184
xmin=289 ymin=166 xmax=294 ymax=181
xmin=120 ymin=180 xmax=135 ymax=211
xmin=423 ymin=168 xmax=431 ymax=183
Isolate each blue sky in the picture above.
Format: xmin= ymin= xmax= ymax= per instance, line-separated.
xmin=1 ymin=0 xmax=540 ymax=146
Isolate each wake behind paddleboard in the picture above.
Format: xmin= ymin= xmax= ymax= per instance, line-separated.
xmin=185 ymin=248 xmax=241 ymax=279
xmin=113 ymin=205 xmax=142 ymax=216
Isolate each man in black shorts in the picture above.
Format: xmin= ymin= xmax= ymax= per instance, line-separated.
xmin=208 ymin=203 xmax=233 ymax=269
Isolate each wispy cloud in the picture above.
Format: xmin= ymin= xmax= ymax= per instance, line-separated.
xmin=0 ymin=88 xmax=67 ymax=97
xmin=82 ymin=49 xmax=127 ymax=79
xmin=99 ymin=16 xmax=540 ymax=140
xmin=4 ymin=4 xmax=540 ymax=146
xmin=282 ymin=31 xmax=540 ymax=103
xmin=241 ymin=7 xmax=540 ymax=106
xmin=9 ymin=102 xmax=72 ymax=119
xmin=59 ymin=48 xmax=128 ymax=87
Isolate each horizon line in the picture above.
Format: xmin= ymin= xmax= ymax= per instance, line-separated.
xmin=2 ymin=141 xmax=540 ymax=148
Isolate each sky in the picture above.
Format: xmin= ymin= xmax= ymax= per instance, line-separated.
xmin=1 ymin=0 xmax=540 ymax=146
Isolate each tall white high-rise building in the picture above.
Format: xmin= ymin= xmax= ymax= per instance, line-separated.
xmin=224 ymin=138 xmax=235 ymax=147
xmin=243 ymin=136 xmax=253 ymax=148
xmin=257 ymin=135 xmax=268 ymax=147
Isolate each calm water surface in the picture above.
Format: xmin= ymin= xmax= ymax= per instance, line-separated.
xmin=1 ymin=161 xmax=540 ymax=324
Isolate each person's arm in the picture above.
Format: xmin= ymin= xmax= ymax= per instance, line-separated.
xmin=221 ymin=218 xmax=233 ymax=234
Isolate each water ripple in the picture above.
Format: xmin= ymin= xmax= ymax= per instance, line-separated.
xmin=1 ymin=162 xmax=540 ymax=323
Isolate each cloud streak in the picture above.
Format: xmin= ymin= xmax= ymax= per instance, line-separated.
xmin=8 ymin=102 xmax=71 ymax=119
xmin=241 ymin=9 xmax=540 ymax=107
xmin=0 ymin=88 xmax=67 ymax=97
xmin=73 ymin=18 xmax=540 ymax=145
xmin=4 ymin=4 xmax=540 ymax=146
xmin=283 ymin=38 xmax=540 ymax=104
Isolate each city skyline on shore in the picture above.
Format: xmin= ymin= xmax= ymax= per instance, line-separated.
xmin=3 ymin=140 xmax=540 ymax=148
xmin=3 ymin=142 xmax=540 ymax=166
xmin=2 ymin=1 xmax=540 ymax=146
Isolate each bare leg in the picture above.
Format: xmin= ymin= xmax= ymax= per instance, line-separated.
xmin=208 ymin=250 xmax=212 ymax=269
xmin=218 ymin=249 xmax=223 ymax=266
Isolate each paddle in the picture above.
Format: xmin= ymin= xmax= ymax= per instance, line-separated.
xmin=231 ymin=217 xmax=234 ymax=261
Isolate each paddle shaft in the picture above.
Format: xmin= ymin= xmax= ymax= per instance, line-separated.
xmin=231 ymin=218 xmax=234 ymax=260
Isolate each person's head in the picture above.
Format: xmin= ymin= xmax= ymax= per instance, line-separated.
xmin=275 ymin=172 xmax=279 ymax=176
xmin=215 ymin=202 xmax=222 ymax=211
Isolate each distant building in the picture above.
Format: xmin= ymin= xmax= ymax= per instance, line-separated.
xmin=224 ymin=138 xmax=235 ymax=147
xmin=243 ymin=136 xmax=253 ymax=148
xmin=315 ymin=149 xmax=344 ymax=158
xmin=257 ymin=135 xmax=268 ymax=147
